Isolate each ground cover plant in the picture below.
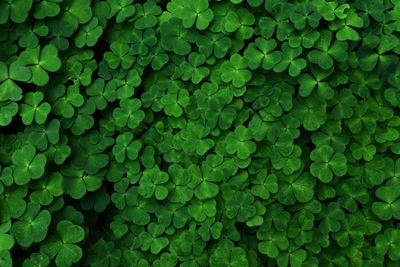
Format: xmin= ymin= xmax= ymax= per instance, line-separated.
xmin=1 ymin=0 xmax=400 ymax=266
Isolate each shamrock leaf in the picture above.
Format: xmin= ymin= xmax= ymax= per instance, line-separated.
xmin=139 ymin=166 xmax=169 ymax=200
xmin=40 ymin=220 xmax=85 ymax=267
xmin=307 ymin=30 xmax=348 ymax=70
xmin=331 ymin=213 xmax=366 ymax=248
xmin=33 ymin=0 xmax=61 ymax=19
xmin=53 ymin=85 xmax=85 ymax=119
xmin=129 ymin=29 xmax=157 ymax=56
xmin=250 ymin=169 xmax=278 ymax=200
xmin=273 ymin=42 xmax=306 ymax=77
xmin=180 ymin=53 xmax=210 ymax=84
xmin=113 ymin=98 xmax=145 ymax=129
xmin=104 ymin=42 xmax=135 ymax=69
xmin=310 ymin=145 xmax=347 ymax=183
xmin=0 ymin=233 xmax=14 ymax=251
xmin=319 ymin=202 xmax=345 ymax=234
xmin=0 ymin=61 xmax=31 ymax=101
xmin=358 ymin=34 xmax=399 ymax=72
xmin=30 ymin=172 xmax=64 ymax=206
xmin=0 ymin=101 xmax=18 ymax=126
xmin=290 ymin=3 xmax=321 ymax=30
xmin=375 ymin=228 xmax=400 ymax=261
xmin=189 ymin=159 xmax=225 ymax=200
xmin=161 ymin=87 xmax=189 ymax=118
xmin=74 ymin=18 xmax=103 ymax=48
xmin=298 ymin=67 xmax=334 ymax=99
xmin=209 ymin=247 xmax=248 ymax=267
xmin=189 ymin=198 xmax=217 ymax=222
xmin=60 ymin=0 xmax=92 ymax=28
xmin=225 ymin=190 xmax=256 ymax=222
xmin=18 ymin=44 xmax=61 ymax=86
xmin=224 ymin=8 xmax=255 ymax=40
xmin=61 ymin=166 xmax=103 ymax=199
xmin=139 ymin=223 xmax=169 ymax=254
xmin=276 ymin=171 xmax=316 ymax=205
xmin=137 ymin=43 xmax=169 ymax=70
xmin=179 ymin=120 xmax=214 ymax=156
xmin=108 ymin=69 xmax=142 ymax=99
xmin=288 ymin=27 xmax=321 ymax=49
xmin=328 ymin=11 xmax=364 ymax=41
xmin=10 ymin=203 xmax=51 ymax=247
xmin=0 ymin=0 xmax=32 ymax=24
xmin=258 ymin=3 xmax=294 ymax=41
xmin=167 ymin=164 xmax=194 ymax=204
xmin=196 ymin=32 xmax=232 ymax=58
xmin=276 ymin=248 xmax=307 ymax=267
xmin=181 ymin=0 xmax=214 ymax=30
xmin=160 ymin=18 xmax=194 ymax=56
xmin=221 ymin=54 xmax=252 ymax=88
xmin=257 ymin=227 xmax=289 ymax=258
xmin=12 ymin=145 xmax=47 ymax=185
xmin=86 ymin=78 xmax=117 ymax=110
xmin=372 ymin=185 xmax=400 ymax=221
xmin=19 ymin=92 xmax=51 ymax=125
xmin=294 ymin=94 xmax=327 ymax=131
xmin=336 ymin=179 xmax=369 ymax=212
xmin=244 ymin=37 xmax=282 ymax=70
xmin=109 ymin=0 xmax=136 ymax=23
xmin=134 ymin=0 xmax=161 ymax=29
xmin=112 ymin=132 xmax=142 ymax=163
xmin=225 ymin=126 xmax=257 ymax=160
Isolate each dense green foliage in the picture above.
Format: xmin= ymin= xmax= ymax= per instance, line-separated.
xmin=1 ymin=0 xmax=400 ymax=266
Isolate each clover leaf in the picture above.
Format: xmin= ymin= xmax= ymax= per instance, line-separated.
xmin=0 ymin=101 xmax=18 ymax=127
xmin=30 ymin=172 xmax=63 ymax=206
xmin=61 ymin=166 xmax=103 ymax=199
xmin=276 ymin=171 xmax=316 ymax=205
xmin=310 ymin=145 xmax=347 ymax=183
xmin=113 ymin=98 xmax=145 ymax=129
xmin=225 ymin=190 xmax=256 ymax=222
xmin=12 ymin=145 xmax=47 ymax=185
xmin=372 ymin=185 xmax=400 ymax=221
xmin=134 ymin=0 xmax=161 ymax=29
xmin=375 ymin=228 xmax=400 ymax=261
xmin=209 ymin=247 xmax=248 ymax=267
xmin=180 ymin=53 xmax=210 ymax=84
xmin=250 ymin=169 xmax=278 ymax=200
xmin=0 ymin=61 xmax=31 ymax=102
xmin=221 ymin=54 xmax=252 ymax=88
xmin=53 ymin=85 xmax=84 ymax=119
xmin=181 ymin=0 xmax=214 ymax=30
xmin=129 ymin=29 xmax=157 ymax=56
xmin=161 ymin=87 xmax=189 ymax=118
xmin=40 ymin=220 xmax=85 ymax=267
xmin=179 ymin=120 xmax=214 ymax=156
xmin=0 ymin=0 xmax=32 ymax=24
xmin=328 ymin=11 xmax=364 ymax=41
xmin=139 ymin=223 xmax=169 ymax=254
xmin=160 ymin=18 xmax=194 ymax=56
xmin=104 ymin=42 xmax=135 ymax=69
xmin=11 ymin=203 xmax=51 ymax=247
xmin=19 ymin=92 xmax=51 ymax=125
xmin=18 ymin=44 xmax=61 ymax=86
xmin=225 ymin=126 xmax=256 ymax=160
xmin=139 ymin=166 xmax=169 ymax=200
xmin=74 ymin=18 xmax=103 ymax=48
xmin=244 ymin=37 xmax=282 ymax=70
xmin=273 ymin=42 xmax=306 ymax=77
xmin=109 ymin=0 xmax=136 ymax=23
xmin=112 ymin=132 xmax=142 ymax=163
xmin=307 ymin=30 xmax=348 ymax=70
